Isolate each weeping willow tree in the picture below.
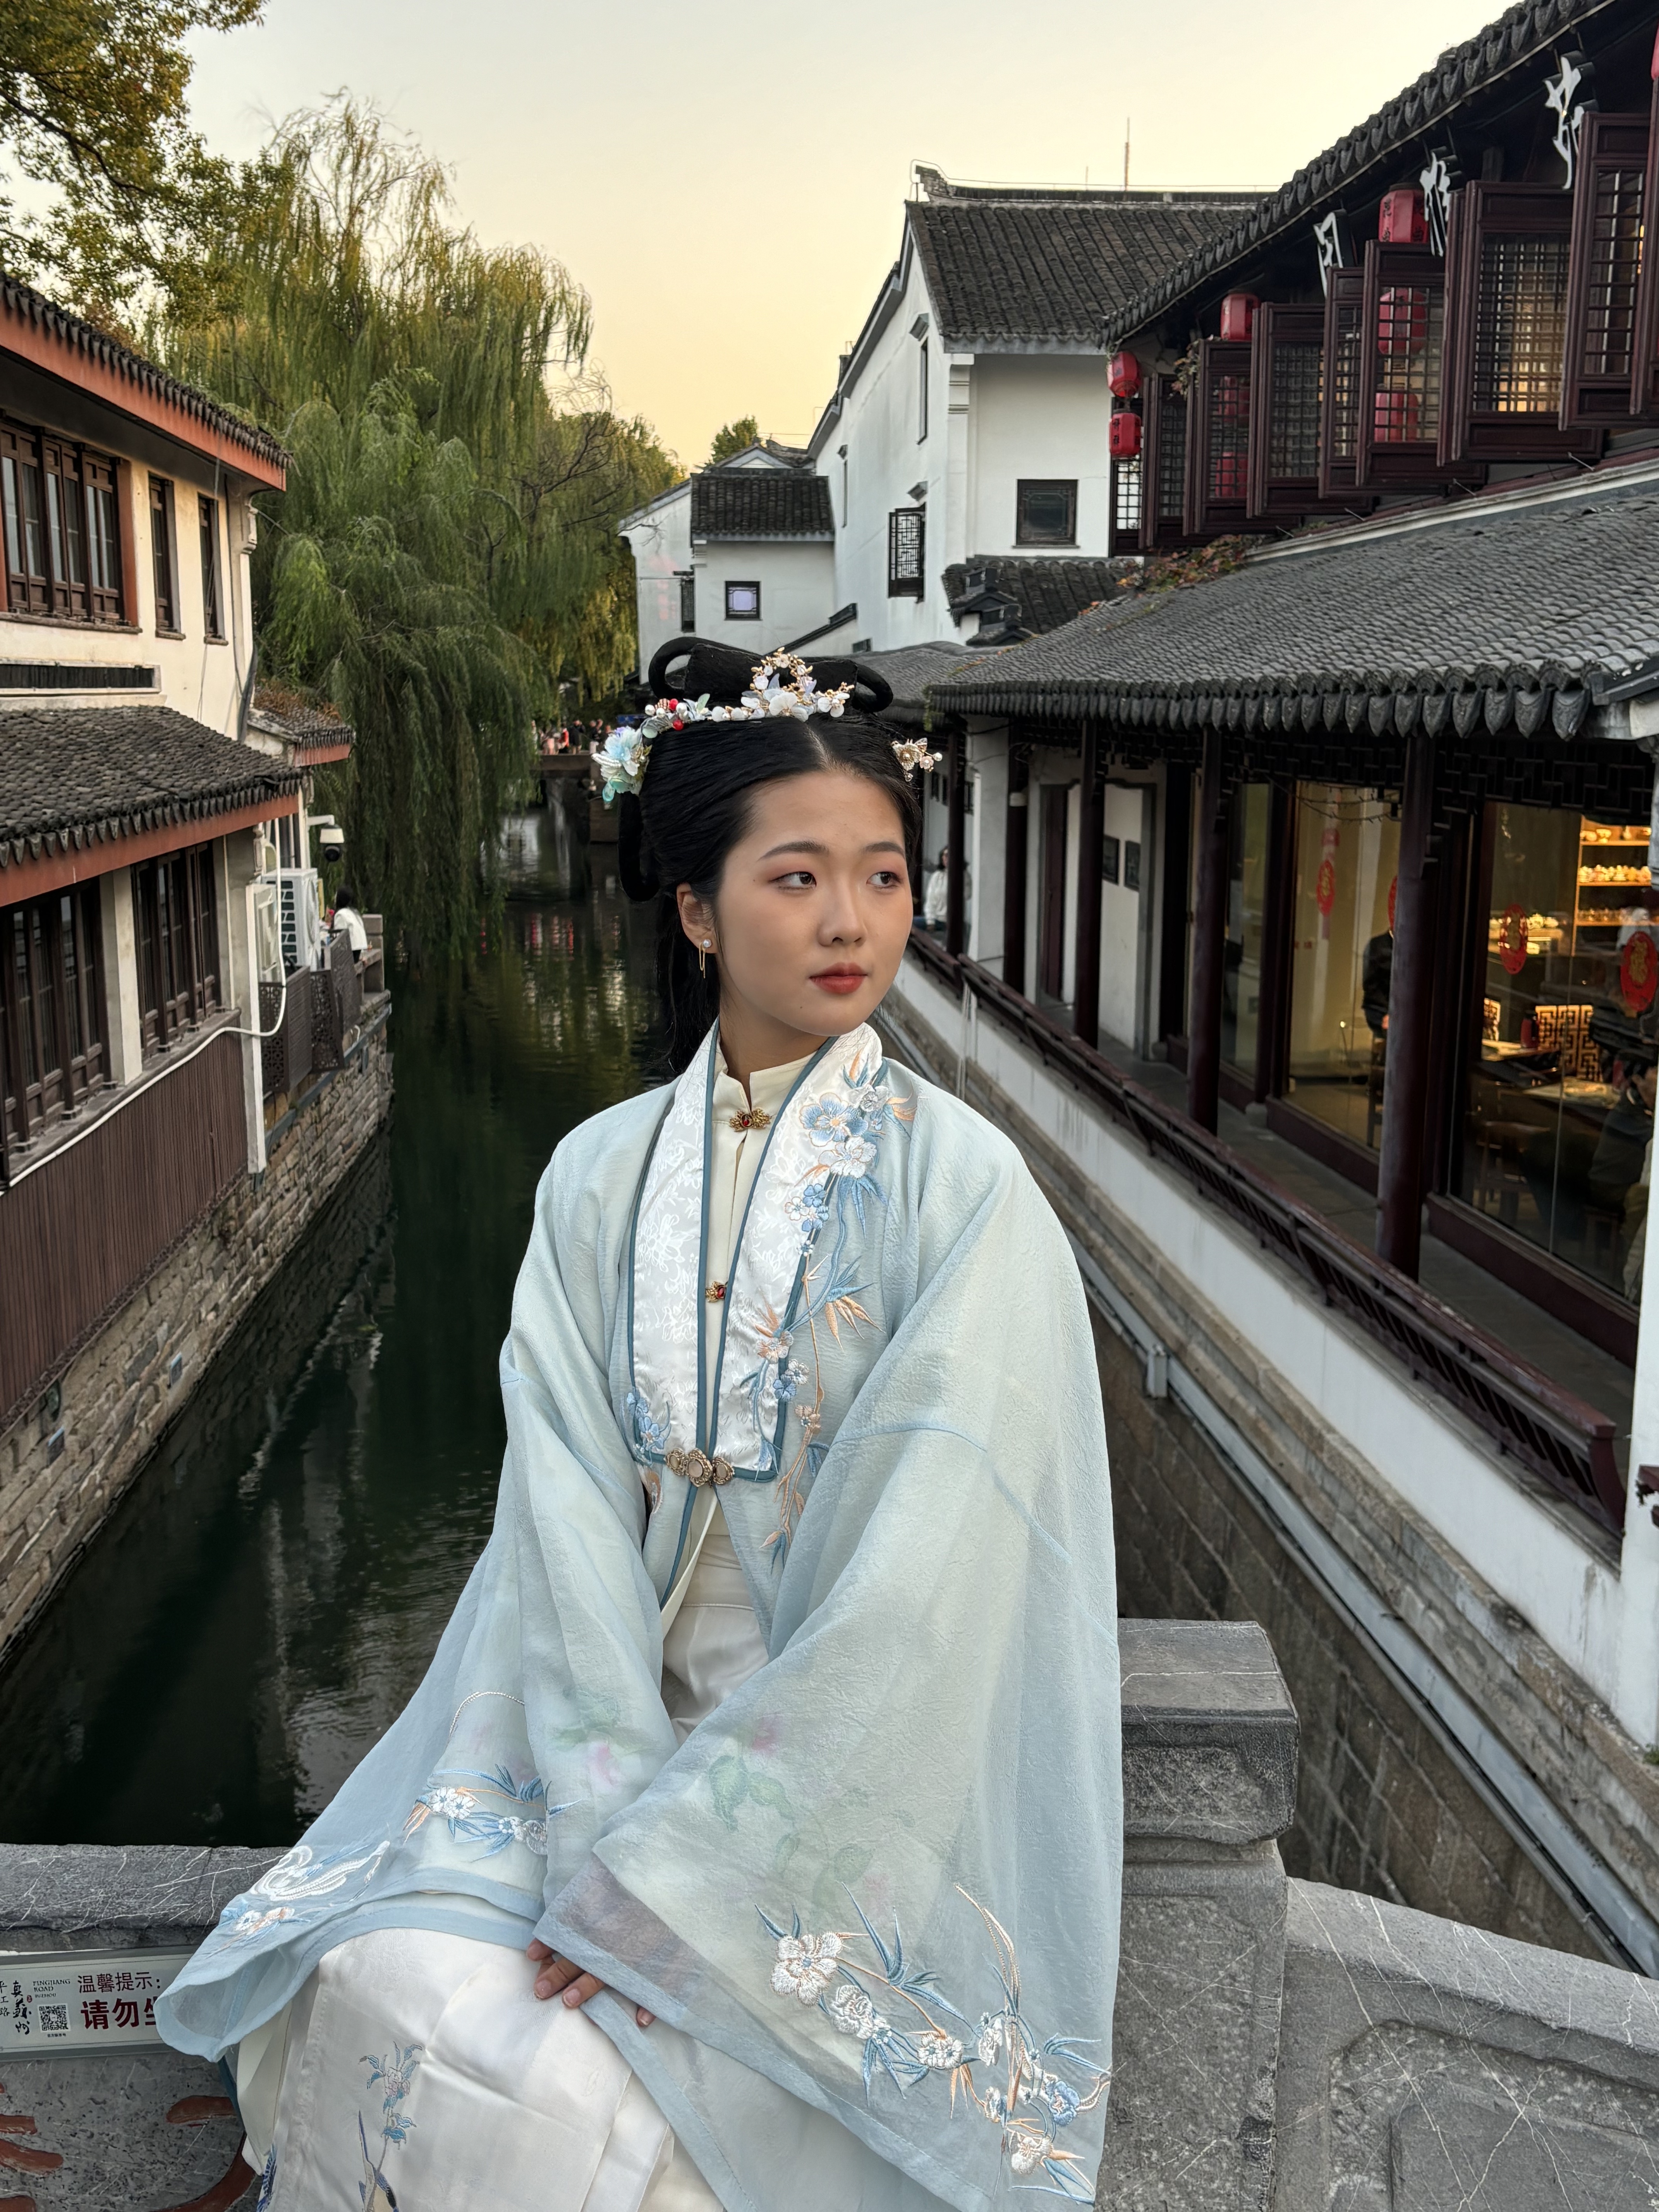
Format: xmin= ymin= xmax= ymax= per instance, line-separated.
xmin=158 ymin=103 xmax=675 ymax=946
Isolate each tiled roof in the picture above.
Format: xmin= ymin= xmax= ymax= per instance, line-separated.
xmin=1103 ymin=0 xmax=1609 ymax=348
xmin=690 ymin=470 xmax=834 ymax=539
xmin=0 ymin=706 xmax=302 ymax=875
xmin=907 ymin=178 xmax=1262 ymax=349
xmin=929 ymin=462 xmax=1659 ymax=742
xmin=859 ymin=640 xmax=972 ymax=721
xmin=1 ymin=273 xmax=288 ymax=474
xmin=944 ymin=557 xmax=1137 ymax=635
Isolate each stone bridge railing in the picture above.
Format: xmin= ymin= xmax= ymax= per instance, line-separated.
xmin=1 ymin=1621 xmax=1655 ymax=2209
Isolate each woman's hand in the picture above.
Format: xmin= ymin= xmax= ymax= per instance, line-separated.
xmin=527 ymin=1939 xmax=654 ymax=2028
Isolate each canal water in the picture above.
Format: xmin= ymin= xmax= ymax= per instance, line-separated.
xmin=0 ymin=800 xmax=664 ymax=1846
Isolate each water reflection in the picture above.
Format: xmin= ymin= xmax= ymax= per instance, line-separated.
xmin=0 ymin=798 xmax=663 ymax=1844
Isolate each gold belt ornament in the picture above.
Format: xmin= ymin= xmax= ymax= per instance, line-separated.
xmin=665 ymin=1446 xmax=734 ymax=1488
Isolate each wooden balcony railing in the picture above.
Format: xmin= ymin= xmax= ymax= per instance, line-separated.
xmin=902 ymin=931 xmax=1624 ymax=1533
xmin=0 ymin=1022 xmax=246 ymax=1431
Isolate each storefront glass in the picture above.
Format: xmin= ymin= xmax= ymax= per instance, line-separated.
xmin=1458 ymin=800 xmax=1656 ymax=1304
xmin=1285 ymin=785 xmax=1400 ymax=1152
xmin=1221 ymin=784 xmax=1271 ymax=1075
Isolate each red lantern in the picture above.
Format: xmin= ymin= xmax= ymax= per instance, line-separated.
xmin=1379 ymin=189 xmax=1428 ymax=245
xmin=1496 ymin=905 xmax=1530 ymax=976
xmin=1108 ymin=350 xmax=1141 ymax=400
xmin=1622 ymin=929 xmax=1658 ymax=1012
xmin=1374 ymin=389 xmax=1422 ymax=443
xmin=1216 ymin=372 xmax=1248 ymax=423
xmin=1108 ymin=410 xmax=1142 ymax=459
xmin=1219 ymin=293 xmax=1258 ymax=343
xmin=1377 ymin=286 xmax=1429 ymax=357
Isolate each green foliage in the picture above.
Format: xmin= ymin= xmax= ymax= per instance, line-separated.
xmin=0 ymin=0 xmax=260 ymax=311
xmin=152 ymin=101 xmax=675 ymax=947
xmin=708 ymin=416 xmax=763 ymax=465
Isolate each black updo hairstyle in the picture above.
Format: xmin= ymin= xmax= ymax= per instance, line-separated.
xmin=616 ymin=637 xmax=922 ymax=1071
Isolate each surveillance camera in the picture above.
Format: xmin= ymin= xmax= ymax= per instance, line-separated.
xmin=318 ymin=825 xmax=345 ymax=856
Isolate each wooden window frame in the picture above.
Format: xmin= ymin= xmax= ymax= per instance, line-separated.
xmin=1015 ymin=479 xmax=1077 ymax=547
xmin=149 ymin=474 xmax=179 ymax=633
xmin=136 ymin=843 xmax=220 ymax=1057
xmin=887 ymin=505 xmax=926 ymax=598
xmin=722 ymin=578 xmax=761 ymax=621
xmin=1319 ymin=266 xmax=1368 ymax=498
xmin=1560 ymin=110 xmax=1651 ymax=427
xmin=198 ymin=492 xmax=225 ymax=639
xmin=1355 ymin=240 xmax=1463 ymax=493
xmin=1109 ymin=453 xmax=1143 ymax=553
xmin=0 ymin=882 xmax=106 ymax=1165
xmin=677 ymin=572 xmax=695 ymax=631
xmin=1143 ymin=376 xmax=1194 ymax=550
xmin=0 ymin=414 xmax=126 ymax=624
xmin=1183 ymin=339 xmax=1255 ymax=537
xmin=1248 ymin=303 xmax=1367 ymax=522
xmin=1441 ymin=183 xmax=1594 ymax=465
xmin=1628 ymin=71 xmax=1659 ymax=416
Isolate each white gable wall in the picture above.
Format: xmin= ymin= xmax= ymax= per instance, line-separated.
xmin=967 ymin=354 xmax=1112 ymax=559
xmin=620 ymin=485 xmax=691 ymax=681
xmin=689 ymin=539 xmax=838 ymax=659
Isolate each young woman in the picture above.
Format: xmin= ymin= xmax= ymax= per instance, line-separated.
xmin=160 ymin=641 xmax=1123 ymax=2212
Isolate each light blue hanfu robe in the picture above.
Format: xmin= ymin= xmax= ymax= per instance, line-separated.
xmin=158 ymin=1020 xmax=1123 ymax=2212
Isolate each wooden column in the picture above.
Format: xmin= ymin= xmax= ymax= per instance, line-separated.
xmin=1003 ymin=748 xmax=1029 ymax=994
xmin=945 ymin=725 xmax=967 ymax=958
xmin=1187 ymin=731 xmax=1227 ymax=1133
xmin=1376 ymin=727 xmax=1438 ymax=1277
xmin=1252 ymin=780 xmax=1295 ymax=1103
xmin=1158 ymin=765 xmax=1192 ymax=1046
xmin=1074 ymin=722 xmax=1105 ymax=1047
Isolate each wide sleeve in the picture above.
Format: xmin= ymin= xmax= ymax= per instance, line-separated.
xmin=543 ymin=1118 xmax=1123 ymax=2212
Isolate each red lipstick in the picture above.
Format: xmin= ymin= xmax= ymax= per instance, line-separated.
xmin=811 ymin=965 xmax=868 ymax=998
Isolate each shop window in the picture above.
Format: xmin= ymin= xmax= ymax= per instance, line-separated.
xmin=1318 ymin=268 xmax=1367 ymax=498
xmin=887 ymin=507 xmax=925 ymax=597
xmin=0 ymin=416 xmax=125 ymax=624
xmin=0 ymin=883 xmax=105 ymax=1160
xmin=135 ymin=844 xmax=219 ymax=1055
xmin=1016 ymin=481 xmax=1076 ymax=546
xmin=723 ymin=580 xmax=760 ymax=621
xmin=1183 ymin=342 xmax=1252 ymax=537
xmin=1222 ymin=784 xmax=1273 ymax=1075
xmin=1285 ymin=786 xmax=1400 ymax=1153
xmin=1441 ymin=185 xmax=1583 ymax=465
xmin=1458 ymin=801 xmax=1656 ymax=1306
xmin=1142 ymin=378 xmax=1189 ymax=551
xmin=1562 ymin=112 xmax=1650 ymax=425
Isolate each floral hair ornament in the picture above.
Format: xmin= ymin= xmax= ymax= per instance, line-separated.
xmin=592 ymin=649 xmax=855 ymax=803
xmin=890 ymin=737 xmax=942 ymax=781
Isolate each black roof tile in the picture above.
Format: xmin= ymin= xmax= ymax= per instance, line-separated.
xmin=690 ymin=471 xmax=834 ymax=540
xmin=0 ymin=706 xmax=303 ymax=876
xmin=944 ymin=556 xmax=1137 ymax=634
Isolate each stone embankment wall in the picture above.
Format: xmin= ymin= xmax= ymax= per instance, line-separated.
xmin=876 ymin=976 xmax=1659 ymax=1973
xmin=0 ymin=1005 xmax=393 ymax=1660
xmin=1 ymin=1620 xmax=1654 ymax=2211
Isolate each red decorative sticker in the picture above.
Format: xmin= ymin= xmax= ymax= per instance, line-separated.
xmin=1621 ymin=929 xmax=1658 ymax=1012
xmin=1496 ymin=904 xmax=1530 ymax=976
xmin=1315 ymin=857 xmax=1337 ymax=918
xmin=1387 ymin=875 xmax=1398 ymax=932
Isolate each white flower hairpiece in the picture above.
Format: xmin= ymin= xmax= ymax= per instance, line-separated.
xmin=592 ymin=649 xmax=854 ymax=802
xmin=590 ymin=647 xmax=938 ymax=798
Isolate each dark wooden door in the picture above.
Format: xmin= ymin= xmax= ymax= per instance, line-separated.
xmin=1039 ymin=783 xmax=1069 ymax=1000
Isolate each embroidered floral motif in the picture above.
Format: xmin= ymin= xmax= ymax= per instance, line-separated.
xmin=757 ymin=1888 xmax=1109 ymax=2202
xmin=404 ymin=1764 xmax=558 ymax=1858
xmin=357 ymin=2040 xmax=422 ymax=2207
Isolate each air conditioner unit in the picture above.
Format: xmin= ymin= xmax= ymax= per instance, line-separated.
xmin=252 ymin=880 xmax=282 ymax=982
xmin=276 ymin=867 xmax=323 ymax=971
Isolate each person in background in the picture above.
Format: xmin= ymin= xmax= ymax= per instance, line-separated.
xmin=330 ymin=882 xmax=369 ymax=959
xmin=922 ymin=845 xmax=949 ymax=930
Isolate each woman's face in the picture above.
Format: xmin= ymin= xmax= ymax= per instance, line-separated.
xmin=678 ymin=768 xmax=913 ymax=1050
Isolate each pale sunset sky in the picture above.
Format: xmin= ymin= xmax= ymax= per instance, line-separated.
xmin=185 ymin=0 xmax=1504 ymax=465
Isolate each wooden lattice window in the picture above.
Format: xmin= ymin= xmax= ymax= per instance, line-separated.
xmin=1110 ymin=455 xmax=1142 ymax=552
xmin=1248 ymin=303 xmax=1364 ymax=522
xmin=1142 ymin=377 xmax=1190 ymax=550
xmin=149 ymin=476 xmax=178 ymax=631
xmin=886 ymin=506 xmax=925 ymax=598
xmin=136 ymin=844 xmax=220 ymax=1055
xmin=0 ymin=883 xmax=105 ymax=1159
xmin=1183 ymin=340 xmax=1253 ymax=536
xmin=1628 ymin=73 xmax=1659 ymax=415
xmin=0 ymin=416 xmax=125 ymax=623
xmin=1354 ymin=241 xmax=1461 ymax=491
xmin=1441 ymin=185 xmax=1588 ymax=465
xmin=1319 ymin=268 xmax=1367 ymax=498
xmin=1561 ymin=111 xmax=1650 ymax=425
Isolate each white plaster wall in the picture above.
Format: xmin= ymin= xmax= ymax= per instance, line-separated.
xmin=890 ymin=954 xmax=1633 ymax=1724
xmin=968 ymin=733 xmax=1008 ymax=966
xmin=621 ymin=486 xmax=692 ymax=680
xmin=691 ymin=539 xmax=839 ymax=658
xmin=1100 ymin=782 xmax=1149 ymax=1049
xmin=1061 ymin=782 xmax=1082 ymax=1006
xmin=0 ymin=456 xmax=257 ymax=736
xmin=967 ymin=354 xmax=1112 ymax=558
